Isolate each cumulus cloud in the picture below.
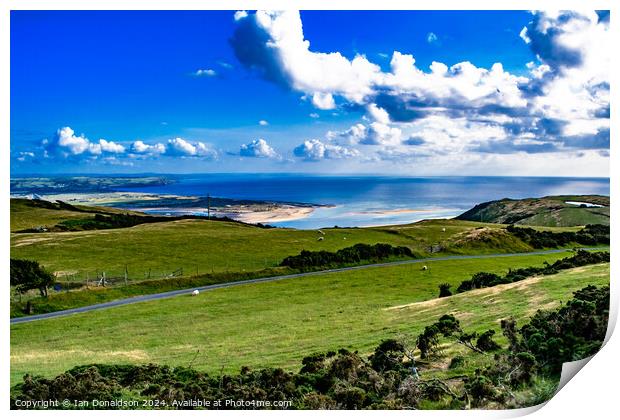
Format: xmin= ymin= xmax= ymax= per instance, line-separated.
xmin=131 ymin=140 xmax=166 ymax=155
xmin=521 ymin=11 xmax=609 ymax=137
xmin=99 ymin=139 xmax=126 ymax=154
xmin=258 ymin=119 xmax=269 ymax=126
xmin=165 ymin=138 xmax=218 ymax=158
xmin=129 ymin=138 xmax=217 ymax=159
xmin=239 ymin=138 xmax=279 ymax=158
xmin=232 ymin=10 xmax=610 ymax=162
xmin=231 ymin=10 xmax=382 ymax=105
xmin=329 ymin=122 xmax=402 ymax=146
xmin=43 ymin=127 xmax=126 ymax=158
xmin=293 ymin=139 xmax=360 ymax=161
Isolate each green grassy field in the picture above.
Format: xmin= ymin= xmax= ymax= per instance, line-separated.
xmin=520 ymin=206 xmax=610 ymax=227
xmin=11 ymin=216 xmax=529 ymax=279
xmin=10 ymin=251 xmax=608 ymax=385
xmin=457 ymin=195 xmax=610 ymax=227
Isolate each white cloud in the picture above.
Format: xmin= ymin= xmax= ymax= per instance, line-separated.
xmin=16 ymin=151 xmax=35 ymax=162
xmin=44 ymin=127 xmax=127 ymax=158
xmin=131 ymin=140 xmax=166 ymax=155
xmin=521 ymin=11 xmax=609 ymax=136
xmin=239 ymin=138 xmax=279 ymax=158
xmin=294 ymin=139 xmax=360 ymax=161
xmin=54 ymin=127 xmax=97 ymax=155
xmin=258 ymin=119 xmax=269 ymax=126
xmin=165 ymin=137 xmax=218 ymax=158
xmin=311 ymin=92 xmax=336 ymax=110
xmin=329 ymin=122 xmax=402 ymax=146
xmin=234 ymin=10 xmax=248 ymax=21
xmin=231 ymin=11 xmax=528 ymax=113
xmin=232 ymin=10 xmax=609 ymax=164
xmin=231 ymin=11 xmax=382 ymax=105
xmin=367 ymin=103 xmax=390 ymax=124
xmin=99 ymin=139 xmax=126 ymax=154
xmin=167 ymin=137 xmax=198 ymax=156
xmin=194 ymin=69 xmax=217 ymax=77
xmin=309 ymin=113 xmax=320 ymax=118
xmin=426 ymin=32 xmax=438 ymax=44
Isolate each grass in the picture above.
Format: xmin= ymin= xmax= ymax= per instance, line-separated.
xmin=457 ymin=195 xmax=610 ymax=227
xmin=10 ymin=199 xmax=94 ymax=232
xmin=10 ymin=252 xmax=608 ymax=385
xmin=10 ymin=216 xmax=528 ymax=279
xmin=10 ymin=198 xmax=144 ymax=232
xmin=520 ymin=206 xmax=610 ymax=227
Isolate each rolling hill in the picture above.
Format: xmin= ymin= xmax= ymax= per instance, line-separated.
xmin=455 ymin=195 xmax=609 ymax=227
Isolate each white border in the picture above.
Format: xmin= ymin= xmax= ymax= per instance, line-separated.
xmin=1 ymin=1 xmax=616 ymax=419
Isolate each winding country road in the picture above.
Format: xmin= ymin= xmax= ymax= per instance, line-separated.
xmin=10 ymin=248 xmax=591 ymax=324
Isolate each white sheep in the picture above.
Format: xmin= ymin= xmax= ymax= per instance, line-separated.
xmin=191 ymin=290 xmax=200 ymax=296
xmin=318 ymin=237 xmax=324 ymax=241
xmin=441 ymin=228 xmax=446 ymax=232
xmin=422 ymin=265 xmax=428 ymax=271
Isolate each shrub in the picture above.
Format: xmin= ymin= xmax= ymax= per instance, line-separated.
xmin=506 ymin=224 xmax=609 ymax=249
xmin=448 ymin=356 xmax=465 ymax=369
xmin=476 ymin=330 xmax=501 ymax=352
xmin=280 ymin=243 xmax=414 ymax=269
xmin=10 ymin=259 xmax=55 ymax=298
xmin=438 ymin=283 xmax=452 ymax=298
xmin=455 ymin=251 xmax=609 ymax=293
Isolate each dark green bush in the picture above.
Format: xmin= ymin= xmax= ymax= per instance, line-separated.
xmin=280 ymin=243 xmax=414 ymax=269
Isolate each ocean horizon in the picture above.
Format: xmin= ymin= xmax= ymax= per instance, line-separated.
xmin=107 ymin=174 xmax=610 ymax=229
xmin=11 ymin=174 xmax=610 ymax=229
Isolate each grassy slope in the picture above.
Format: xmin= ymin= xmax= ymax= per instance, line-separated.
xmin=10 ymin=200 xmax=93 ymax=232
xmin=519 ymin=206 xmax=610 ymax=227
xmin=10 ymin=198 xmax=144 ymax=232
xmin=456 ymin=195 xmax=610 ymax=227
xmin=11 ymin=216 xmax=525 ymax=279
xmin=10 ymin=252 xmax=608 ymax=385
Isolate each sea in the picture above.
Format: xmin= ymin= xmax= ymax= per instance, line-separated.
xmin=114 ymin=174 xmax=611 ymax=229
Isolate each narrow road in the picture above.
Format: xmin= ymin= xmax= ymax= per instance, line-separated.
xmin=10 ymin=248 xmax=591 ymax=324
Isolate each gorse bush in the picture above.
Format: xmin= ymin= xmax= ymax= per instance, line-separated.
xmin=279 ymin=243 xmax=414 ymax=269
xmin=456 ymin=250 xmax=609 ymax=293
xmin=507 ymin=284 xmax=609 ymax=374
xmin=506 ymin=224 xmax=609 ymax=248
xmin=438 ymin=283 xmax=452 ymax=298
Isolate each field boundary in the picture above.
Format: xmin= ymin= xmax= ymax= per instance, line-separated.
xmin=10 ymin=248 xmax=605 ymax=324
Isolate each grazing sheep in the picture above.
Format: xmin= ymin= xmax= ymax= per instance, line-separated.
xmin=318 ymin=237 xmax=324 ymax=241
xmin=191 ymin=290 xmax=200 ymax=296
xmin=318 ymin=229 xmax=325 ymax=235
xmin=441 ymin=228 xmax=446 ymax=232
xmin=422 ymin=265 xmax=428 ymax=271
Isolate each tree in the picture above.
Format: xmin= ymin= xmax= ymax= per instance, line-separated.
xmin=10 ymin=259 xmax=55 ymax=298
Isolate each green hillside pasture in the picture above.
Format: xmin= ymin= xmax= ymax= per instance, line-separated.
xmin=10 ymin=199 xmax=145 ymax=232
xmin=10 ymin=251 xmax=608 ymax=385
xmin=518 ymin=206 xmax=610 ymax=227
xmin=10 ymin=200 xmax=94 ymax=232
xmin=10 ymin=219 xmax=520 ymax=279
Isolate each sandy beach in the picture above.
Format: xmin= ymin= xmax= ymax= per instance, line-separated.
xmin=12 ymin=192 xmax=318 ymax=225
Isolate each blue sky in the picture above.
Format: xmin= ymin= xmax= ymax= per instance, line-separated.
xmin=10 ymin=10 xmax=610 ymax=176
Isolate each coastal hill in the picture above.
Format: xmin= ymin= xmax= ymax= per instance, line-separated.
xmin=456 ymin=195 xmax=610 ymax=227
